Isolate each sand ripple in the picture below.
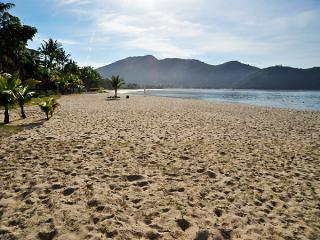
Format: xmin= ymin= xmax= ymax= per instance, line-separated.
xmin=0 ymin=94 xmax=319 ymax=239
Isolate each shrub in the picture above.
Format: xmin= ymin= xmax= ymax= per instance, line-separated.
xmin=39 ymin=98 xmax=59 ymax=120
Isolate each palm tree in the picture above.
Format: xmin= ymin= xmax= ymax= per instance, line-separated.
xmin=56 ymin=49 xmax=70 ymax=71
xmin=15 ymin=85 xmax=35 ymax=118
xmin=0 ymin=2 xmax=15 ymax=13
xmin=108 ymin=75 xmax=125 ymax=98
xmin=39 ymin=38 xmax=62 ymax=70
xmin=39 ymin=97 xmax=59 ymax=120
xmin=0 ymin=73 xmax=21 ymax=124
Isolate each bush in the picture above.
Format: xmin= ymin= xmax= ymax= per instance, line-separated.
xmin=38 ymin=97 xmax=59 ymax=120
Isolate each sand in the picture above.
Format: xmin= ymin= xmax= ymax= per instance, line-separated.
xmin=0 ymin=93 xmax=319 ymax=240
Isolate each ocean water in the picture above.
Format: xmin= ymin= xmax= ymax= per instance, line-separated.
xmin=128 ymin=89 xmax=320 ymax=111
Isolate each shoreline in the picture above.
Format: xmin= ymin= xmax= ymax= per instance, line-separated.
xmin=0 ymin=93 xmax=319 ymax=239
xmin=125 ymin=92 xmax=320 ymax=113
xmin=1 ymin=93 xmax=319 ymax=126
xmin=122 ymin=89 xmax=320 ymax=112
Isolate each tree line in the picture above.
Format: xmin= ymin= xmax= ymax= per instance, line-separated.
xmin=0 ymin=2 xmax=107 ymax=124
xmin=0 ymin=2 xmax=130 ymax=124
xmin=0 ymin=2 xmax=102 ymax=95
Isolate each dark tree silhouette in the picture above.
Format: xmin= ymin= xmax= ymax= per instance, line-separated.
xmin=0 ymin=2 xmax=37 ymax=73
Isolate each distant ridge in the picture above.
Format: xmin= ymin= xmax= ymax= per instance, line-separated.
xmin=96 ymin=55 xmax=320 ymax=90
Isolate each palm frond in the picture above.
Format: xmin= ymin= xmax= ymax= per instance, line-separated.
xmin=24 ymin=78 xmax=41 ymax=87
xmin=38 ymin=97 xmax=59 ymax=120
xmin=109 ymin=75 xmax=125 ymax=89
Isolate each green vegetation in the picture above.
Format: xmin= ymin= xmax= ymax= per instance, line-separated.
xmin=15 ymin=85 xmax=35 ymax=118
xmin=38 ymin=97 xmax=59 ymax=120
xmin=80 ymin=66 xmax=102 ymax=89
xmin=108 ymin=75 xmax=125 ymax=98
xmin=0 ymin=2 xmax=106 ymax=124
xmin=1 ymin=2 xmax=128 ymax=125
xmin=0 ymin=2 xmax=102 ymax=93
xmin=29 ymin=95 xmax=60 ymax=106
xmin=0 ymin=94 xmax=60 ymax=110
xmin=0 ymin=3 xmax=37 ymax=75
xmin=0 ymin=73 xmax=47 ymax=123
xmin=0 ymin=73 xmax=21 ymax=123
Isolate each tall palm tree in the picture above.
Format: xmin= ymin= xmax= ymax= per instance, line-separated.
xmin=0 ymin=73 xmax=21 ymax=124
xmin=109 ymin=75 xmax=125 ymax=98
xmin=15 ymin=85 xmax=35 ymax=118
xmin=56 ymin=49 xmax=70 ymax=71
xmin=39 ymin=38 xmax=62 ymax=70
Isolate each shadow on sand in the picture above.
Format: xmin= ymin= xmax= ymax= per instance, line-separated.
xmin=0 ymin=119 xmax=46 ymax=138
xmin=19 ymin=119 xmax=46 ymax=129
xmin=106 ymin=97 xmax=121 ymax=101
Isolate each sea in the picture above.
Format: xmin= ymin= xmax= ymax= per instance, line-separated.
xmin=121 ymin=89 xmax=320 ymax=111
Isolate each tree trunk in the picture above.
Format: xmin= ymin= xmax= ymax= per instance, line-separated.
xmin=4 ymin=103 xmax=9 ymax=124
xmin=46 ymin=112 xmax=49 ymax=120
xmin=115 ymin=88 xmax=117 ymax=98
xmin=21 ymin=65 xmax=27 ymax=81
xmin=20 ymin=104 xmax=26 ymax=119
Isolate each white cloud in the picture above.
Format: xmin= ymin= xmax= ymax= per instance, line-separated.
xmin=57 ymin=0 xmax=89 ymax=6
xmin=125 ymin=37 xmax=196 ymax=58
xmin=59 ymin=39 xmax=78 ymax=45
xmin=87 ymin=8 xmax=271 ymax=58
xmin=52 ymin=0 xmax=320 ymax=67
xmin=30 ymin=33 xmax=78 ymax=46
xmin=98 ymin=14 xmax=147 ymax=36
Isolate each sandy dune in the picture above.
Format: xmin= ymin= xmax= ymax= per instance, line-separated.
xmin=0 ymin=94 xmax=319 ymax=240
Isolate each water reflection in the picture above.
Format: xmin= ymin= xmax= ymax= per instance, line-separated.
xmin=133 ymin=89 xmax=320 ymax=111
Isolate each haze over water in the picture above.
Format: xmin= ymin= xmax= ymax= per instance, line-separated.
xmin=132 ymin=89 xmax=320 ymax=111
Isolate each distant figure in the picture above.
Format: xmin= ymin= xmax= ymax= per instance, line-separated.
xmin=144 ymin=87 xmax=146 ymax=96
xmin=126 ymin=95 xmax=129 ymax=99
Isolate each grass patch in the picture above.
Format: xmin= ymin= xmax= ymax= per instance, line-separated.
xmin=0 ymin=124 xmax=23 ymax=138
xmin=0 ymin=95 xmax=60 ymax=110
xmin=27 ymin=95 xmax=60 ymax=107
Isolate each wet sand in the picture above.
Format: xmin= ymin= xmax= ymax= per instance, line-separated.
xmin=0 ymin=93 xmax=319 ymax=240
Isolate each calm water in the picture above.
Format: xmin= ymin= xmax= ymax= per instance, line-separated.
xmin=130 ymin=89 xmax=320 ymax=111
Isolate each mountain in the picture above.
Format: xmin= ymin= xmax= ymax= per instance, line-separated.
xmin=235 ymin=66 xmax=320 ymax=90
xmin=97 ymin=55 xmax=259 ymax=88
xmin=96 ymin=55 xmax=320 ymax=90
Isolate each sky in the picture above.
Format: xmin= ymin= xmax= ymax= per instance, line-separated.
xmin=10 ymin=0 xmax=320 ymax=68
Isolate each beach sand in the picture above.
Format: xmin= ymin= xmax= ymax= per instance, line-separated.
xmin=0 ymin=93 xmax=319 ymax=240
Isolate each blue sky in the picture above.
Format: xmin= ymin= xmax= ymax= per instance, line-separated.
xmin=10 ymin=0 xmax=320 ymax=68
